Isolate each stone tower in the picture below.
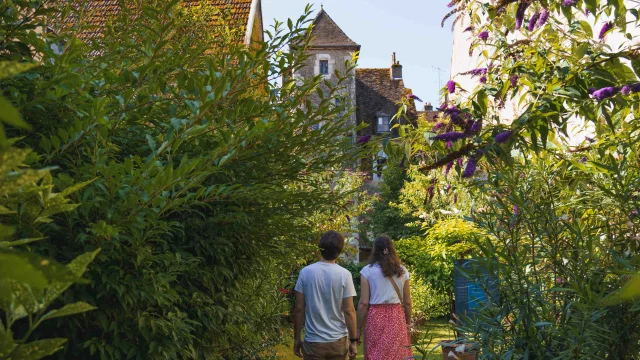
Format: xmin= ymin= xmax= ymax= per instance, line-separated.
xmin=293 ymin=8 xmax=360 ymax=129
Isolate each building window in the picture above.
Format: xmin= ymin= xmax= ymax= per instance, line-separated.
xmin=377 ymin=116 xmax=391 ymax=133
xmin=319 ymin=60 xmax=329 ymax=75
xmin=373 ymin=150 xmax=388 ymax=181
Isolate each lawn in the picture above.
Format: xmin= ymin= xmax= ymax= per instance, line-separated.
xmin=273 ymin=318 xmax=454 ymax=360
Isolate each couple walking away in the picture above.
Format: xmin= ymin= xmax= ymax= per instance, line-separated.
xmin=293 ymin=230 xmax=413 ymax=360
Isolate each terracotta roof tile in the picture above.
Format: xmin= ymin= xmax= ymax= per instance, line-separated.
xmin=355 ymin=68 xmax=417 ymax=136
xmin=68 ymin=0 xmax=254 ymax=41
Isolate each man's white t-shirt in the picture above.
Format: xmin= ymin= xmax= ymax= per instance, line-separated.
xmin=360 ymin=264 xmax=410 ymax=304
xmin=294 ymin=262 xmax=356 ymax=343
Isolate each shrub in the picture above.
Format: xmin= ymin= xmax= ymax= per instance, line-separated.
xmin=0 ymin=61 xmax=98 ymax=360
xmin=1 ymin=2 xmax=370 ymax=358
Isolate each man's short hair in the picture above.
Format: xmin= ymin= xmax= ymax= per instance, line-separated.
xmin=319 ymin=230 xmax=345 ymax=261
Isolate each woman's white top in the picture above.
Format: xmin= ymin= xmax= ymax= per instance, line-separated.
xmin=360 ymin=264 xmax=410 ymax=305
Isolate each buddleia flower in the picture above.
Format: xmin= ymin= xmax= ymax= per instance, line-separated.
xmin=479 ymin=76 xmax=487 ymax=84
xmin=515 ymin=1 xmax=531 ymax=30
xmin=478 ymin=31 xmax=489 ymax=41
xmin=462 ymin=157 xmax=477 ymax=178
xmin=432 ymin=132 xmax=469 ymax=142
xmin=433 ymin=122 xmax=444 ymax=131
xmin=445 ymin=161 xmax=454 ymax=175
xmin=510 ymin=75 xmax=519 ymax=87
xmin=621 ymin=83 xmax=640 ymax=95
xmin=562 ymin=0 xmax=577 ymax=6
xmin=471 ymin=120 xmax=482 ymax=132
xmin=356 ymin=135 xmax=371 ymax=144
xmin=599 ymin=22 xmax=613 ymax=40
xmin=592 ymin=86 xmax=619 ymax=101
xmin=495 ymin=131 xmax=512 ymax=143
xmin=536 ymin=9 xmax=549 ymax=28
xmin=528 ymin=12 xmax=540 ymax=31
xmin=407 ymin=94 xmax=423 ymax=102
xmin=447 ymin=80 xmax=456 ymax=94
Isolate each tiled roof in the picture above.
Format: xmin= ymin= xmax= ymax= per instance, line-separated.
xmin=69 ymin=0 xmax=256 ymax=42
xmin=308 ymin=9 xmax=359 ymax=48
xmin=355 ymin=68 xmax=417 ymax=136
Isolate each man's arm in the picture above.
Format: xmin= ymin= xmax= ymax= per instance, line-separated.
xmin=293 ymin=291 xmax=305 ymax=358
xmin=342 ymin=296 xmax=358 ymax=358
xmin=342 ymin=296 xmax=357 ymax=339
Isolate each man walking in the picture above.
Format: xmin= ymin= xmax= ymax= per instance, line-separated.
xmin=293 ymin=230 xmax=358 ymax=359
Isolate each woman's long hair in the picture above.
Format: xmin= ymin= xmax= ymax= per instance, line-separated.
xmin=369 ymin=235 xmax=405 ymax=278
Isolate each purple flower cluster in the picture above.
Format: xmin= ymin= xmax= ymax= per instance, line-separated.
xmin=537 ymin=9 xmax=549 ymax=28
xmin=407 ymin=94 xmax=423 ymax=102
xmin=587 ymin=87 xmax=597 ymax=95
xmin=599 ymin=22 xmax=613 ymax=40
xmin=495 ymin=131 xmax=512 ymax=143
xmin=457 ymin=158 xmax=463 ymax=167
xmin=432 ymin=131 xmax=469 ymax=142
xmin=427 ymin=185 xmax=435 ymax=201
xmin=463 ymin=26 xmax=473 ymax=32
xmin=515 ymin=1 xmax=531 ymax=30
xmin=356 ymin=135 xmax=371 ymax=144
xmin=471 ymin=120 xmax=482 ymax=132
xmin=592 ymin=87 xmax=619 ymax=101
xmin=465 ymin=68 xmax=488 ymax=77
xmin=433 ymin=122 xmax=444 ymax=131
xmin=447 ymin=80 xmax=456 ymax=94
xmin=621 ymin=83 xmax=640 ymax=95
xmin=528 ymin=12 xmax=540 ymax=31
xmin=462 ymin=157 xmax=477 ymax=178
xmin=447 ymin=1 xmax=456 ymax=7
xmin=445 ymin=161 xmax=454 ymax=175
xmin=479 ymin=76 xmax=487 ymax=84
xmin=510 ymin=75 xmax=519 ymax=87
xmin=562 ymin=0 xmax=577 ymax=6
xmin=513 ymin=205 xmax=519 ymax=215
xmin=440 ymin=105 xmax=466 ymax=126
xmin=478 ymin=31 xmax=489 ymax=41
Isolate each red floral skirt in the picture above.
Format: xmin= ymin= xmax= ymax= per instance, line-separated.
xmin=364 ymin=304 xmax=413 ymax=360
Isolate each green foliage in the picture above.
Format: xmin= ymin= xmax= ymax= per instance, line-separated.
xmin=395 ymin=2 xmax=640 ymax=357
xmin=1 ymin=1 xmax=372 ymax=358
xmin=396 ymin=218 xmax=481 ymax=318
xmin=460 ymin=153 xmax=640 ymax=358
xmin=0 ymin=59 xmax=98 ymax=360
xmin=410 ymin=276 xmax=449 ymax=322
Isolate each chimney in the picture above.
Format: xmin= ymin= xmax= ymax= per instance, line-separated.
xmin=424 ymin=102 xmax=433 ymax=111
xmin=391 ymin=52 xmax=402 ymax=80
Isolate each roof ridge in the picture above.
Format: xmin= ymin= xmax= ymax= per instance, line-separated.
xmin=309 ymin=8 xmax=359 ymax=47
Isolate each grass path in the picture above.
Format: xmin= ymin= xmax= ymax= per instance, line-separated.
xmin=273 ymin=318 xmax=454 ymax=360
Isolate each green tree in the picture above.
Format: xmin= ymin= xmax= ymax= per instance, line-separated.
xmin=395 ymin=0 xmax=640 ymax=358
xmin=1 ymin=1 xmax=371 ymax=358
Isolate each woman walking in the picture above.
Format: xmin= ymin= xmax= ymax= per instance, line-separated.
xmin=356 ymin=235 xmax=413 ymax=360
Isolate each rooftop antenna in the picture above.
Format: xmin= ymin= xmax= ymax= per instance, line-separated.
xmin=431 ymin=66 xmax=446 ymax=101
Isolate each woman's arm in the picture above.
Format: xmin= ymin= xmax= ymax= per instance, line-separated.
xmin=403 ymin=279 xmax=412 ymax=326
xmin=356 ymin=276 xmax=370 ymax=340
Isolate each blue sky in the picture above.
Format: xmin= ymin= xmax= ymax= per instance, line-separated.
xmin=262 ymin=0 xmax=454 ymax=107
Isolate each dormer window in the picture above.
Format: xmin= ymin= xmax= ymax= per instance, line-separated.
xmin=319 ymin=60 xmax=329 ymax=75
xmin=377 ymin=115 xmax=391 ymax=133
